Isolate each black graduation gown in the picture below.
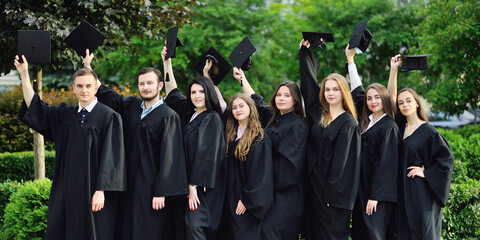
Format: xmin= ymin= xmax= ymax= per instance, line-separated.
xmin=395 ymin=123 xmax=454 ymax=240
xmin=250 ymin=93 xmax=308 ymax=240
xmin=350 ymin=87 xmax=400 ymax=240
xmin=96 ymin=85 xmax=188 ymax=240
xmin=299 ymin=45 xmax=361 ymax=240
xmin=18 ymin=94 xmax=126 ymax=240
xmin=220 ymin=134 xmax=274 ymax=240
xmin=165 ymin=88 xmax=227 ymax=240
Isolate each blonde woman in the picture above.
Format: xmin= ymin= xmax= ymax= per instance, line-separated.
xmin=299 ymin=40 xmax=361 ymax=240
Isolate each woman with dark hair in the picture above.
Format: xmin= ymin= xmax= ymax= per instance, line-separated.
xmin=232 ymin=67 xmax=307 ymax=239
xmin=221 ymin=93 xmax=273 ymax=240
xmin=162 ymin=47 xmax=227 ymax=240
xmin=388 ymin=55 xmax=454 ymax=240
xmin=299 ymin=39 xmax=361 ymax=240
xmin=346 ymin=46 xmax=400 ymax=240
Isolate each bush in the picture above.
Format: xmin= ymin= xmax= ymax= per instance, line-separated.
xmin=0 ymin=180 xmax=22 ymax=225
xmin=0 ymin=151 xmax=55 ymax=182
xmin=464 ymin=134 xmax=480 ymax=180
xmin=1 ymin=179 xmax=51 ymax=240
xmin=442 ymin=178 xmax=480 ymax=239
xmin=453 ymin=124 xmax=480 ymax=139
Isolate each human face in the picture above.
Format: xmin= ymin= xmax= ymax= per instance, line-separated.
xmin=73 ymin=75 xmax=98 ymax=107
xmin=231 ymin=98 xmax=250 ymax=125
xmin=190 ymin=83 xmax=206 ymax=111
xmin=366 ymin=88 xmax=384 ymax=115
xmin=275 ymin=86 xmax=295 ymax=115
xmin=397 ymin=91 xmax=419 ymax=117
xmin=138 ymin=72 xmax=162 ymax=102
xmin=324 ymin=79 xmax=343 ymax=106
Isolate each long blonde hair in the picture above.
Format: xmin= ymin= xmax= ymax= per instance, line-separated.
xmin=318 ymin=73 xmax=357 ymax=127
xmin=225 ymin=93 xmax=264 ymax=161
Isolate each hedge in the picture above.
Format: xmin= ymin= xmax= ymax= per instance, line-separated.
xmin=0 ymin=151 xmax=55 ymax=182
xmin=0 ymin=180 xmax=21 ymax=225
xmin=1 ymin=179 xmax=51 ymax=240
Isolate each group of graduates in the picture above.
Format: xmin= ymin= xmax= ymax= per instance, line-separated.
xmin=14 ymin=31 xmax=454 ymax=240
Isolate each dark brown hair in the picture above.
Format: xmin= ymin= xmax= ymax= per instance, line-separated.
xmin=268 ymin=81 xmax=305 ymax=126
xmin=137 ymin=67 xmax=162 ymax=83
xmin=73 ymin=68 xmax=98 ymax=82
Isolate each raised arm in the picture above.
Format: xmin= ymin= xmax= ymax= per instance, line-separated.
xmin=233 ymin=67 xmax=255 ymax=96
xmin=345 ymin=44 xmax=365 ymax=116
xmin=14 ymin=55 xmax=34 ymax=108
xmin=162 ymin=45 xmax=177 ymax=96
xmin=388 ymin=54 xmax=402 ymax=113
xmin=203 ymin=59 xmax=227 ymax=113
xmin=298 ymin=39 xmax=321 ymax=113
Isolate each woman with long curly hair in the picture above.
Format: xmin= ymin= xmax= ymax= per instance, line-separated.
xmin=220 ymin=93 xmax=273 ymax=240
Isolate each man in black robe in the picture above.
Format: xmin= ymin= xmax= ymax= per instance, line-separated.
xmin=15 ymin=55 xmax=126 ymax=240
xmin=83 ymin=51 xmax=188 ymax=239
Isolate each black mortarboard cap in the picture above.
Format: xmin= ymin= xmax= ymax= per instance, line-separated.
xmin=64 ymin=20 xmax=106 ymax=58
xmin=302 ymin=32 xmax=334 ymax=49
xmin=166 ymin=26 xmax=183 ymax=59
xmin=229 ymin=37 xmax=256 ymax=71
xmin=195 ymin=46 xmax=232 ymax=86
xmin=400 ymin=54 xmax=434 ymax=71
xmin=348 ymin=19 xmax=373 ymax=52
xmin=17 ymin=30 xmax=51 ymax=64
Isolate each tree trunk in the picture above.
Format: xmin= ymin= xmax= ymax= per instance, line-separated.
xmin=33 ymin=68 xmax=45 ymax=180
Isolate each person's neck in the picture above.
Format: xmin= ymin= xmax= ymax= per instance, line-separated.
xmin=79 ymin=100 xmax=94 ymax=109
xmin=372 ymin=110 xmax=385 ymax=122
xmin=196 ymin=106 xmax=207 ymax=115
xmin=329 ymin=103 xmax=345 ymax=120
xmin=279 ymin=108 xmax=293 ymax=115
xmin=406 ymin=114 xmax=423 ymax=127
xmin=238 ymin=119 xmax=248 ymax=130
xmin=144 ymin=96 xmax=160 ymax=109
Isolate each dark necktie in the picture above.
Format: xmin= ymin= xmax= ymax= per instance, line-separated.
xmin=80 ymin=108 xmax=89 ymax=123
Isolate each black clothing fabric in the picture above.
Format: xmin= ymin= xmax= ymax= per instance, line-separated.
xmin=350 ymin=86 xmax=400 ymax=240
xmin=299 ymin=45 xmax=361 ymax=240
xmin=250 ymin=93 xmax=308 ymax=240
xmin=395 ymin=123 xmax=454 ymax=240
xmin=19 ymin=94 xmax=126 ymax=240
xmin=165 ymin=88 xmax=227 ymax=240
xmin=220 ymin=135 xmax=274 ymax=240
xmin=96 ymin=85 xmax=188 ymax=240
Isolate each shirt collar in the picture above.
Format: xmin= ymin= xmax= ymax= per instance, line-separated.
xmin=78 ymin=97 xmax=98 ymax=113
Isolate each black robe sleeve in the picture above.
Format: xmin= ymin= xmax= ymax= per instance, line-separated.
xmin=274 ymin=121 xmax=308 ymax=190
xmin=250 ymin=93 xmax=273 ymax=128
xmin=154 ymin=113 xmax=189 ymax=196
xmin=189 ymin=113 xmax=226 ymax=188
xmin=18 ymin=93 xmax=59 ymax=141
xmin=96 ymin=112 xmax=126 ymax=191
xmin=325 ymin=123 xmax=361 ymax=209
xmin=424 ymin=132 xmax=454 ymax=206
xmin=299 ymin=45 xmax=322 ymax=126
xmin=165 ymin=88 xmax=192 ymax=122
xmin=351 ymin=86 xmax=365 ymax=121
xmin=96 ymin=85 xmax=138 ymax=114
xmin=370 ymin=125 xmax=399 ymax=202
xmin=240 ymin=135 xmax=274 ymax=220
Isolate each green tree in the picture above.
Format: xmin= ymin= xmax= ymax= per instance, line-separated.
xmin=414 ymin=0 xmax=480 ymax=116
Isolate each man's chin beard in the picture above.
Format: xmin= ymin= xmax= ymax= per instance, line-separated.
xmin=141 ymin=92 xmax=158 ymax=102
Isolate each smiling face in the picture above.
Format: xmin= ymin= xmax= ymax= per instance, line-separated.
xmin=231 ymin=97 xmax=251 ymax=125
xmin=275 ymin=86 xmax=295 ymax=115
xmin=324 ymin=79 xmax=343 ymax=106
xmin=138 ymin=72 xmax=162 ymax=101
xmin=397 ymin=91 xmax=419 ymax=117
xmin=366 ymin=88 xmax=384 ymax=115
xmin=190 ymin=83 xmax=206 ymax=111
xmin=73 ymin=75 xmax=98 ymax=107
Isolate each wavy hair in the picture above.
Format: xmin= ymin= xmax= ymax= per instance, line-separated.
xmin=226 ymin=93 xmax=264 ymax=161
xmin=318 ymin=73 xmax=357 ymax=127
